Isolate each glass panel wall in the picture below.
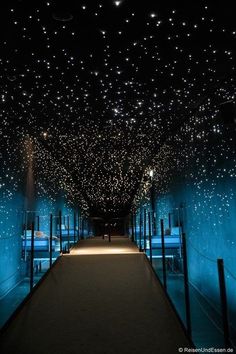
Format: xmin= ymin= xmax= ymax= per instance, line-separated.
xmin=0 ymin=207 xmax=82 ymax=329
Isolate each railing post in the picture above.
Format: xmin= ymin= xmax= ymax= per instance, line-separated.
xmin=148 ymin=211 xmax=152 ymax=264
xmin=217 ymin=258 xmax=230 ymax=348
xmin=182 ymin=233 xmax=192 ymax=338
xmin=160 ymin=219 xmax=167 ymax=290
xmin=30 ymin=222 xmax=35 ymax=291
xmin=108 ymin=222 xmax=111 ymax=242
xmin=77 ymin=212 xmax=80 ymax=241
xmin=139 ymin=211 xmax=142 ymax=252
xmin=59 ymin=210 xmax=62 ymax=253
xmin=67 ymin=215 xmax=70 ymax=253
xmin=168 ymin=212 xmax=171 ymax=229
xmin=49 ymin=213 xmax=53 ymax=268
xmin=152 ymin=211 xmax=156 ymax=235
xmin=144 ymin=209 xmax=146 ymax=252
xmin=37 ymin=215 xmax=40 ymax=231
xmin=24 ymin=211 xmax=27 ymax=262
xmin=131 ymin=213 xmax=134 ymax=242
xmin=88 ymin=218 xmax=90 ymax=237
xmin=81 ymin=217 xmax=84 ymax=239
xmin=74 ymin=211 xmax=76 ymax=244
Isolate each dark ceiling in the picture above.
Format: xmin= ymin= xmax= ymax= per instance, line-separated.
xmin=0 ymin=0 xmax=235 ymax=218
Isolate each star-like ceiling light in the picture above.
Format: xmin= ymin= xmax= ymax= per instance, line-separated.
xmin=114 ymin=1 xmax=122 ymax=7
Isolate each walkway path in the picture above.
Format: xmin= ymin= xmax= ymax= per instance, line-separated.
xmin=0 ymin=237 xmax=191 ymax=354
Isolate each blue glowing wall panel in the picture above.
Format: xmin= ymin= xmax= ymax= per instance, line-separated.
xmin=154 ymin=134 xmax=236 ymax=329
xmin=149 ymin=96 xmax=236 ymax=331
xmin=0 ymin=135 xmax=85 ymax=306
xmin=0 ymin=193 xmax=23 ymax=298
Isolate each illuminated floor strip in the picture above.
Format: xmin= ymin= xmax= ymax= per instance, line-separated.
xmin=70 ymin=236 xmax=140 ymax=255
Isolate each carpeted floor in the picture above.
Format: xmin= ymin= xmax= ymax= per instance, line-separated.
xmin=0 ymin=237 xmax=191 ymax=354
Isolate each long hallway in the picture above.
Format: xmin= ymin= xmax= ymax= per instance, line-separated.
xmin=0 ymin=237 xmax=191 ymax=354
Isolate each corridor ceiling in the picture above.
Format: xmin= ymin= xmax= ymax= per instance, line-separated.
xmin=0 ymin=0 xmax=235 ymax=217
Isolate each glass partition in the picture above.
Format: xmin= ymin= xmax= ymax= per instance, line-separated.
xmin=130 ymin=210 xmax=236 ymax=350
xmin=0 ymin=209 xmax=79 ymax=329
xmin=224 ymin=266 xmax=236 ymax=348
